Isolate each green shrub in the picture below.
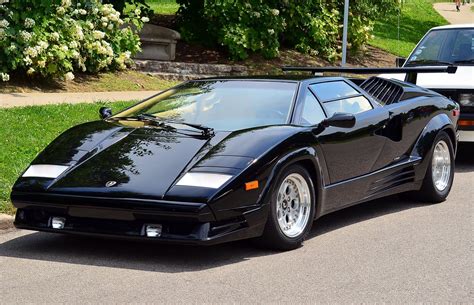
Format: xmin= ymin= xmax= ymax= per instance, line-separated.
xmin=176 ymin=0 xmax=399 ymax=61
xmin=0 ymin=0 xmax=149 ymax=82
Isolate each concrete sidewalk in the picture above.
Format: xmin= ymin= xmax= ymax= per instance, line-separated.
xmin=434 ymin=2 xmax=473 ymax=24
xmin=0 ymin=90 xmax=160 ymax=108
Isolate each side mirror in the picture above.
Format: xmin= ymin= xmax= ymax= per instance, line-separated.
xmin=99 ymin=107 xmax=112 ymax=119
xmin=395 ymin=57 xmax=406 ymax=67
xmin=323 ymin=112 xmax=356 ymax=128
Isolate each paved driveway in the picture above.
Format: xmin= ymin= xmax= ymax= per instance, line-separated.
xmin=434 ymin=2 xmax=474 ymax=24
xmin=1 ymin=144 xmax=472 ymax=304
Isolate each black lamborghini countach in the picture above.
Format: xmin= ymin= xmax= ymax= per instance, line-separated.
xmin=12 ymin=67 xmax=460 ymax=250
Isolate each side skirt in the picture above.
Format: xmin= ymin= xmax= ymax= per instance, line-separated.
xmin=318 ymin=156 xmax=423 ymax=217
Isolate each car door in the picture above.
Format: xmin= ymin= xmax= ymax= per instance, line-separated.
xmin=309 ymin=80 xmax=390 ymax=184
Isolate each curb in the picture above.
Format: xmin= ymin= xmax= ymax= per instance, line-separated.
xmin=0 ymin=213 xmax=15 ymax=231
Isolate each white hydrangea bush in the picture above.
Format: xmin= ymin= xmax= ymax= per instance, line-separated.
xmin=0 ymin=0 xmax=147 ymax=81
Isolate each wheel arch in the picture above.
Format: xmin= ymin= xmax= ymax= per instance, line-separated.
xmin=411 ymin=113 xmax=456 ymax=183
xmin=258 ymin=147 xmax=326 ymax=220
xmin=411 ymin=113 xmax=456 ymax=160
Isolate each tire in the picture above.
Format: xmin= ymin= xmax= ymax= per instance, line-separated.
xmin=256 ymin=164 xmax=316 ymax=251
xmin=415 ymin=131 xmax=455 ymax=203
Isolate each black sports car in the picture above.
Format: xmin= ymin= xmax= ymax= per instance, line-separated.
xmin=12 ymin=67 xmax=460 ymax=250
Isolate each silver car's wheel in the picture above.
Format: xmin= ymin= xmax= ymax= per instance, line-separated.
xmin=431 ymin=140 xmax=451 ymax=192
xmin=276 ymin=173 xmax=311 ymax=238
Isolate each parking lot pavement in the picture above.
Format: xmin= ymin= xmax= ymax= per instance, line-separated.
xmin=1 ymin=144 xmax=472 ymax=304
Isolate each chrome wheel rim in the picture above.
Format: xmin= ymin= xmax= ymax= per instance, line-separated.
xmin=276 ymin=173 xmax=311 ymax=238
xmin=431 ymin=140 xmax=451 ymax=192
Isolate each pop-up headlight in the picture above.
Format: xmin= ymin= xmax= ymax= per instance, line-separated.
xmin=176 ymin=172 xmax=232 ymax=189
xmin=22 ymin=165 xmax=69 ymax=179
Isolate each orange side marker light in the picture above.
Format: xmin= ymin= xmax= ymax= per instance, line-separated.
xmin=459 ymin=119 xmax=474 ymax=127
xmin=245 ymin=180 xmax=259 ymax=191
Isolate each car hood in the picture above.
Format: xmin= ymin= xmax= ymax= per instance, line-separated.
xmin=379 ymin=66 xmax=474 ymax=89
xmin=14 ymin=121 xmax=299 ymax=201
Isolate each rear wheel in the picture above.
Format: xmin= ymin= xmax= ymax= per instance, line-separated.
xmin=256 ymin=164 xmax=316 ymax=251
xmin=415 ymin=131 xmax=454 ymax=203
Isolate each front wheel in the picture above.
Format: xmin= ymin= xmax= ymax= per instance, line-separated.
xmin=256 ymin=164 xmax=316 ymax=251
xmin=415 ymin=131 xmax=455 ymax=203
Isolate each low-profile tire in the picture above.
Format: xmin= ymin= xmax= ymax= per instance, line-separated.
xmin=256 ymin=164 xmax=316 ymax=251
xmin=414 ymin=131 xmax=455 ymax=203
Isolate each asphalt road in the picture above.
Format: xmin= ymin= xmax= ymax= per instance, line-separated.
xmin=1 ymin=144 xmax=473 ymax=304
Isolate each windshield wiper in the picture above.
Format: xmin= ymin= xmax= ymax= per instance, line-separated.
xmin=405 ymin=59 xmax=454 ymax=66
xmin=137 ymin=114 xmax=215 ymax=137
xmin=453 ymin=59 xmax=474 ymax=64
xmin=136 ymin=114 xmax=176 ymax=131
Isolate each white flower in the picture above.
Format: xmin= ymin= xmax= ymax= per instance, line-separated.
xmin=69 ymin=41 xmax=78 ymax=48
xmin=0 ymin=0 xmax=10 ymax=4
xmin=61 ymin=0 xmax=71 ymax=8
xmin=93 ymin=30 xmax=105 ymax=40
xmin=37 ymin=60 xmax=46 ymax=68
xmin=141 ymin=17 xmax=149 ymax=23
xmin=56 ymin=6 xmax=65 ymax=15
xmin=79 ymin=9 xmax=87 ymax=15
xmin=23 ymin=56 xmax=33 ymax=66
xmin=107 ymin=24 xmax=113 ymax=30
xmin=101 ymin=16 xmax=108 ymax=23
xmin=71 ymin=50 xmax=79 ymax=58
xmin=50 ymin=32 xmax=60 ymax=41
xmin=27 ymin=67 xmax=35 ymax=75
xmin=134 ymin=8 xmax=141 ymax=16
xmin=0 ymin=19 xmax=9 ymax=28
xmin=124 ymin=51 xmax=131 ymax=59
xmin=270 ymin=9 xmax=279 ymax=16
xmin=24 ymin=18 xmax=35 ymax=28
xmin=0 ymin=28 xmax=5 ymax=39
xmin=253 ymin=12 xmax=261 ymax=18
xmin=0 ymin=72 xmax=9 ymax=82
xmin=37 ymin=41 xmax=49 ymax=50
xmin=102 ymin=22 xmax=107 ymax=27
xmin=268 ymin=29 xmax=275 ymax=35
xmin=7 ymin=44 xmax=16 ymax=52
xmin=24 ymin=46 xmax=39 ymax=58
xmin=64 ymin=72 xmax=75 ymax=81
xmin=85 ymin=21 xmax=94 ymax=30
xmin=109 ymin=12 xmax=120 ymax=22
xmin=101 ymin=4 xmax=112 ymax=16
xmin=92 ymin=7 xmax=99 ymax=14
xmin=20 ymin=31 xmax=32 ymax=42
xmin=61 ymin=45 xmax=68 ymax=52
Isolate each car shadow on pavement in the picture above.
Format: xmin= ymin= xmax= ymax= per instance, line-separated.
xmin=0 ymin=148 xmax=472 ymax=273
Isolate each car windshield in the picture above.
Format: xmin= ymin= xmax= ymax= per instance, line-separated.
xmin=405 ymin=28 xmax=474 ymax=66
xmin=114 ymin=80 xmax=297 ymax=131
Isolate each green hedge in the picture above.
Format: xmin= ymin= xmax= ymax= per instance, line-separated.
xmin=176 ymin=0 xmax=399 ymax=61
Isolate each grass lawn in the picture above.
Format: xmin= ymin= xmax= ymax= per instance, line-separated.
xmin=0 ymin=101 xmax=135 ymax=214
xmin=146 ymin=0 xmax=179 ymax=14
xmin=0 ymin=71 xmax=178 ymax=94
xmin=370 ymin=0 xmax=448 ymax=57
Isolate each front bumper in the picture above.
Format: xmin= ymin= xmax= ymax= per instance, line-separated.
xmin=12 ymin=192 xmax=267 ymax=245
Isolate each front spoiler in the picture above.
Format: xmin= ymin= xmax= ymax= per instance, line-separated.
xmin=12 ymin=192 xmax=267 ymax=246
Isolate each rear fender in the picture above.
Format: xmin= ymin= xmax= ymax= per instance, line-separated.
xmin=411 ymin=113 xmax=456 ymax=181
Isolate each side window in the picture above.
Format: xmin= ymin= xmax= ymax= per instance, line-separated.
xmin=324 ymin=96 xmax=373 ymax=117
xmin=310 ymin=81 xmax=359 ymax=101
xmin=299 ymin=91 xmax=326 ymax=126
